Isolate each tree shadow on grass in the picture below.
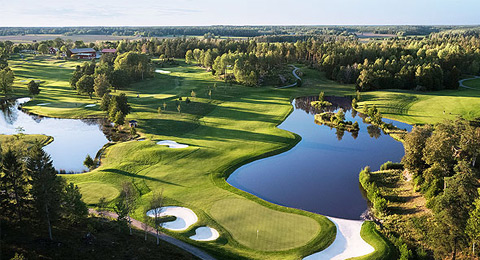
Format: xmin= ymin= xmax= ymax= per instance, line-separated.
xmin=102 ymin=168 xmax=184 ymax=187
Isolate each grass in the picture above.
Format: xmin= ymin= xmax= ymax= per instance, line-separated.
xmin=209 ymin=198 xmax=320 ymax=251
xmin=463 ymin=78 xmax=480 ymax=90
xmin=349 ymin=221 xmax=398 ymax=260
xmin=358 ymin=86 xmax=480 ymax=125
xmin=0 ymin=134 xmax=53 ymax=153
xmin=77 ymin=182 xmax=121 ymax=205
xmin=9 ymin=56 xmax=349 ymax=259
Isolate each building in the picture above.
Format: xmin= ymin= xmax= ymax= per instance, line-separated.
xmin=101 ymin=49 xmax=116 ymax=54
xmin=67 ymin=48 xmax=97 ymax=59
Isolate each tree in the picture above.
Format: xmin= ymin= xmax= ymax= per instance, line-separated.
xmin=83 ymin=154 xmax=94 ymax=169
xmin=27 ymin=80 xmax=40 ymax=96
xmin=114 ymin=111 xmax=125 ymax=127
xmin=466 ymin=192 xmax=480 ymax=255
xmin=62 ymin=182 xmax=88 ymax=225
xmin=149 ymin=190 xmax=164 ymax=245
xmin=27 ymin=145 xmax=62 ymax=240
xmin=76 ymin=75 xmax=94 ymax=98
xmin=100 ymin=93 xmax=111 ymax=111
xmin=120 ymin=182 xmax=137 ymax=235
xmin=111 ymin=69 xmax=130 ymax=91
xmin=1 ymin=149 xmax=29 ymax=222
xmin=185 ymin=50 xmax=194 ymax=64
xmin=319 ymin=91 xmax=325 ymax=102
xmin=402 ymin=125 xmax=433 ymax=175
xmin=94 ymin=74 xmax=111 ymax=98
xmin=38 ymin=44 xmax=49 ymax=54
xmin=0 ymin=67 xmax=14 ymax=97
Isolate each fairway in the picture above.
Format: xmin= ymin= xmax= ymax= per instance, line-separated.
xmin=359 ymin=87 xmax=480 ymax=125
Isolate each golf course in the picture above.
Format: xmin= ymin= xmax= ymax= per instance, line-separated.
xmin=6 ymin=51 xmax=480 ymax=259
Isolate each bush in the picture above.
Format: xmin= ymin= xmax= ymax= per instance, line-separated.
xmin=380 ymin=161 xmax=404 ymax=171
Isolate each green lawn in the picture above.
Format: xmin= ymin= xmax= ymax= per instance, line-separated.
xmin=10 ymin=55 xmax=348 ymax=259
xmin=358 ymin=87 xmax=480 ymax=125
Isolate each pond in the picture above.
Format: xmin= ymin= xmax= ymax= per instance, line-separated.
xmin=0 ymin=98 xmax=109 ymax=173
xmin=227 ymin=96 xmax=410 ymax=220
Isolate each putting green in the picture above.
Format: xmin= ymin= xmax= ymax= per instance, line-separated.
xmin=77 ymin=182 xmax=120 ymax=205
xmin=210 ymin=198 xmax=320 ymax=251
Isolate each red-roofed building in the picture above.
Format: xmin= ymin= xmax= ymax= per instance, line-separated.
xmin=101 ymin=49 xmax=116 ymax=54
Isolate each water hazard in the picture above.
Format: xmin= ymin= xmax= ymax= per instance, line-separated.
xmin=0 ymin=98 xmax=109 ymax=173
xmin=228 ymin=96 xmax=410 ymax=220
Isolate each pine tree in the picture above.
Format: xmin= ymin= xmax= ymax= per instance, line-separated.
xmin=1 ymin=149 xmax=29 ymax=222
xmin=27 ymin=145 xmax=62 ymax=240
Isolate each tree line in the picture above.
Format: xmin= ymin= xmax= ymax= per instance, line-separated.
xmin=400 ymin=119 xmax=480 ymax=258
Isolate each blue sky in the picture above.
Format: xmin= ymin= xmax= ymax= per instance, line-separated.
xmin=0 ymin=0 xmax=478 ymax=26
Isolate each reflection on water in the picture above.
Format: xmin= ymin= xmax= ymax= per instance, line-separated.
xmin=228 ymin=96 xmax=408 ymax=220
xmin=0 ymin=98 xmax=109 ymax=173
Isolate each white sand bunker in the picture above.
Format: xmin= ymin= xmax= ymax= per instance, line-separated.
xmin=155 ymin=69 xmax=171 ymax=74
xmin=147 ymin=206 xmax=198 ymax=231
xmin=304 ymin=217 xmax=374 ymax=260
xmin=190 ymin=226 xmax=220 ymax=241
xmin=157 ymin=140 xmax=189 ymax=149
xmin=37 ymin=103 xmax=51 ymax=106
xmin=85 ymin=104 xmax=96 ymax=107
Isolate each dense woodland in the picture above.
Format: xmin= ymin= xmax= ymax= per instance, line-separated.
xmin=0 ymin=25 xmax=479 ymax=37
xmin=2 ymin=28 xmax=480 ymax=90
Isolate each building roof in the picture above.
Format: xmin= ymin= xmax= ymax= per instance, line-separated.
xmin=101 ymin=49 xmax=116 ymax=53
xmin=69 ymin=48 xmax=96 ymax=54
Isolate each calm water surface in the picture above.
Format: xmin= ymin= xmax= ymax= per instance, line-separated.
xmin=0 ymin=98 xmax=109 ymax=172
xmin=227 ymin=96 xmax=410 ymax=220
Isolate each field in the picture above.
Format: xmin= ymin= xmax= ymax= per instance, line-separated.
xmin=0 ymin=34 xmax=140 ymax=43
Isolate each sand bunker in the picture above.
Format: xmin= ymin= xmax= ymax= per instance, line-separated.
xmin=155 ymin=69 xmax=172 ymax=74
xmin=190 ymin=226 xmax=220 ymax=241
xmin=85 ymin=104 xmax=96 ymax=108
xmin=37 ymin=103 xmax=51 ymax=106
xmin=157 ymin=140 xmax=189 ymax=149
xmin=304 ymin=217 xmax=374 ymax=260
xmin=147 ymin=206 xmax=198 ymax=231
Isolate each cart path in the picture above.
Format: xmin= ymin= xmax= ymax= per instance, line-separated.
xmin=88 ymin=209 xmax=216 ymax=260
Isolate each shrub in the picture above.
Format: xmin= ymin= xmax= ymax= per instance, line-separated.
xmin=380 ymin=161 xmax=404 ymax=171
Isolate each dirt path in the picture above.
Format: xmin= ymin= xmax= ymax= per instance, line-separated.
xmin=276 ymin=65 xmax=301 ymax=89
xmin=89 ymin=209 xmax=216 ymax=260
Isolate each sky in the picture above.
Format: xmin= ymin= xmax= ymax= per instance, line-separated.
xmin=0 ymin=0 xmax=478 ymax=27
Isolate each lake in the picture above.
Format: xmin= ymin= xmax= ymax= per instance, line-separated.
xmin=227 ymin=96 xmax=409 ymax=220
xmin=0 ymin=98 xmax=109 ymax=173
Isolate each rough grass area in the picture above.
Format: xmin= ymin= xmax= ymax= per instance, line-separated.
xmin=349 ymin=221 xmax=398 ymax=260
